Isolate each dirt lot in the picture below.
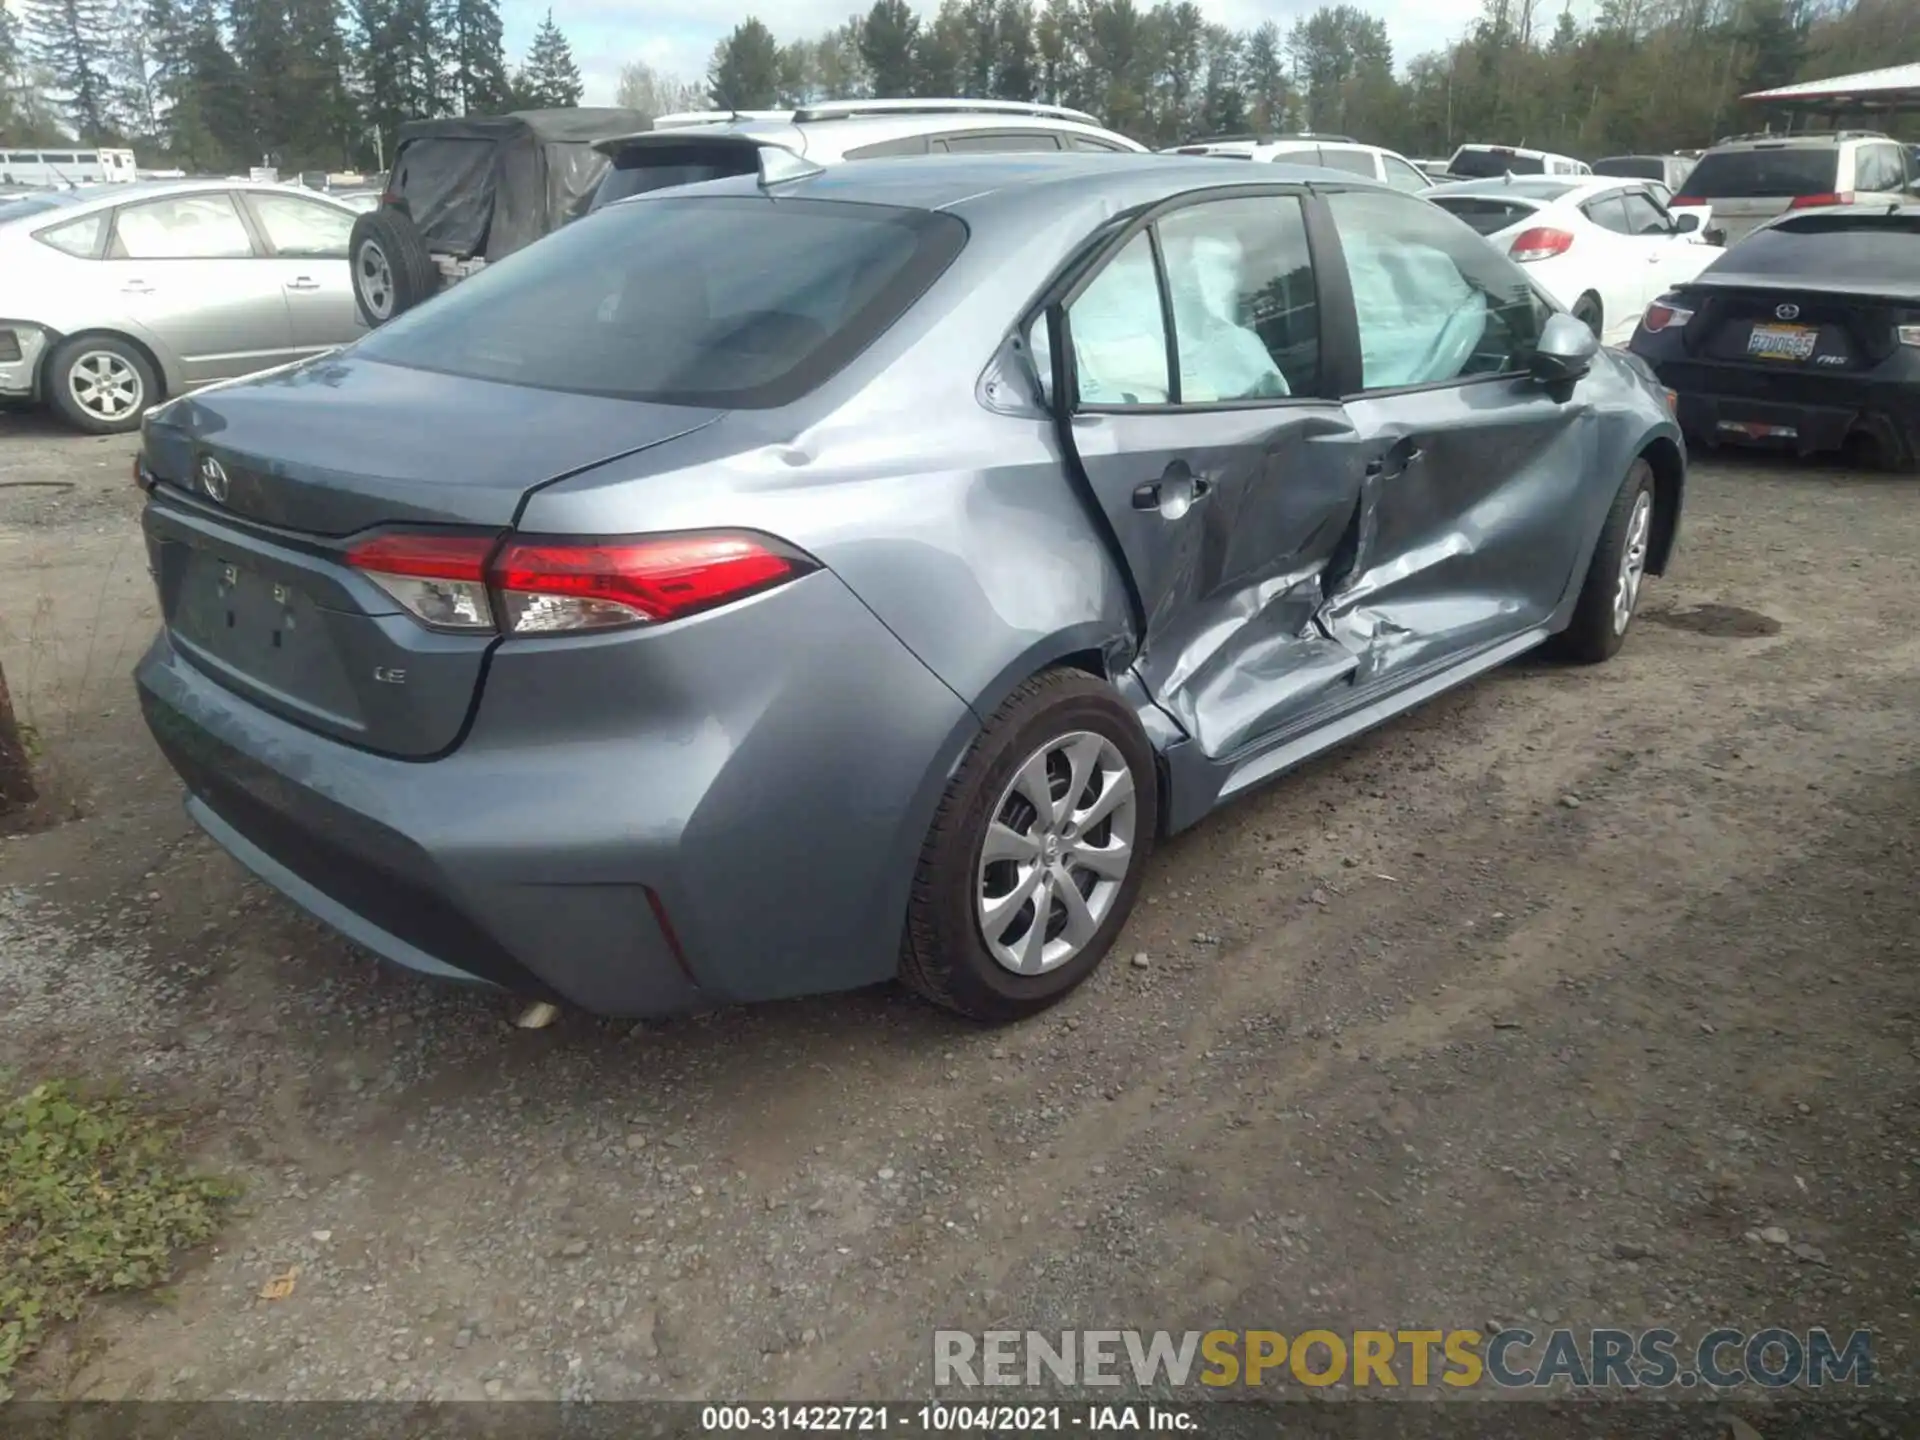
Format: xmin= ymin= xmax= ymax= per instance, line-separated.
xmin=1 ymin=409 xmax=1916 ymax=1405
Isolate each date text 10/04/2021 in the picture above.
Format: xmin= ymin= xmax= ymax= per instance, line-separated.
xmin=701 ymin=1405 xmax=1195 ymax=1431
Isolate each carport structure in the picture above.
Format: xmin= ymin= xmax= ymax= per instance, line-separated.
xmin=1741 ymin=62 xmax=1920 ymax=129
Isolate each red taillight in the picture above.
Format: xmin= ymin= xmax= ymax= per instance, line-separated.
xmin=1641 ymin=299 xmax=1695 ymax=333
xmin=346 ymin=529 xmax=812 ymax=635
xmin=1508 ymin=226 xmax=1575 ymax=263
xmin=1670 ymin=195 xmax=1703 ymax=208
xmin=1788 ymin=191 xmax=1853 ymax=209
xmin=347 ymin=532 xmax=497 ymax=631
xmin=493 ymin=533 xmax=807 ymax=633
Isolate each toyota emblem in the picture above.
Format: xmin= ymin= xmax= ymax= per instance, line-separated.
xmin=1774 ymin=303 xmax=1801 ymax=320
xmin=197 ymin=454 xmax=229 ymax=504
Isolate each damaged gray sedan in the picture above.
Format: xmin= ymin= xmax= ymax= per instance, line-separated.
xmin=134 ymin=152 xmax=1684 ymax=1024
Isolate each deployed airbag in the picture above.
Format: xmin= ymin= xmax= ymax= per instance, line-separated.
xmin=1341 ymin=230 xmax=1489 ymax=389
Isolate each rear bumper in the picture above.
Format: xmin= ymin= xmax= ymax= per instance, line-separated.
xmin=134 ymin=570 xmax=975 ymax=1018
xmin=1645 ymin=356 xmax=1920 ymax=464
xmin=0 ymin=321 xmax=49 ymax=400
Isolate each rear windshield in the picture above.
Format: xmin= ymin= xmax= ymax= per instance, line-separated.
xmin=591 ymin=142 xmax=759 ymax=210
xmin=1594 ymin=156 xmax=1664 ymax=179
xmin=1682 ymin=148 xmax=1838 ymax=198
xmin=353 ymin=195 xmax=967 ymax=408
xmin=1428 ymin=196 xmax=1540 ymax=235
xmin=1714 ymin=213 xmax=1920 ymax=285
xmin=1447 ymin=148 xmax=1546 ymax=178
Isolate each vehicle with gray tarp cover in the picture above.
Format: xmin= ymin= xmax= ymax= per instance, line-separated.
xmin=348 ymin=107 xmax=646 ymax=327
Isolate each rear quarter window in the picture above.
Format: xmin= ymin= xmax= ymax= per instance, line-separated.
xmin=1683 ymin=148 xmax=1838 ymax=198
xmin=353 ymin=195 xmax=968 ymax=409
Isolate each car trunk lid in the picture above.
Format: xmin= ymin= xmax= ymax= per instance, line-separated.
xmin=1680 ymin=281 xmax=1909 ymax=374
xmin=140 ymin=356 xmax=724 ymax=758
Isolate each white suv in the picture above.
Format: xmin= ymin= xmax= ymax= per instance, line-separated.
xmin=1444 ymin=143 xmax=1591 ymax=180
xmin=591 ymin=99 xmax=1146 ymax=209
xmin=1165 ymin=133 xmax=1432 ymax=193
xmin=1672 ymin=129 xmax=1916 ymax=246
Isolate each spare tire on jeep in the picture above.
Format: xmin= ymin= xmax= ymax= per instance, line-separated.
xmin=349 ymin=208 xmax=438 ymax=327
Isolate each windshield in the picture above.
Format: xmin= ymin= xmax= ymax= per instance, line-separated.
xmin=1447 ymin=148 xmax=1546 ymax=178
xmin=354 ymin=195 xmax=967 ymax=409
xmin=1594 ymin=157 xmax=1664 ymax=180
xmin=1682 ymin=148 xmax=1838 ymax=198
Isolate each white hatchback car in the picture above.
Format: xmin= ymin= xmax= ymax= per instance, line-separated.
xmin=1425 ymin=175 xmax=1721 ymax=345
xmin=1165 ymin=133 xmax=1433 ymax=194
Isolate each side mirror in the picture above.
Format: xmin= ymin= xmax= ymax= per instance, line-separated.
xmin=1532 ymin=310 xmax=1601 ymax=385
xmin=1671 ymin=211 xmax=1700 ymax=234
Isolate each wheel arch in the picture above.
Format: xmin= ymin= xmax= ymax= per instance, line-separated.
xmin=1639 ymin=435 xmax=1685 ymax=575
xmin=42 ymin=327 xmax=173 ymax=404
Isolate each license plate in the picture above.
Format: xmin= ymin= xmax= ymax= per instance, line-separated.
xmin=1746 ymin=323 xmax=1817 ymax=361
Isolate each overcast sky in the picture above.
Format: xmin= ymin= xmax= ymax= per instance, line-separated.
xmin=498 ymin=0 xmax=1513 ymax=109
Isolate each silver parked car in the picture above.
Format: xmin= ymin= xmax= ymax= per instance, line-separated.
xmin=0 ymin=180 xmax=364 ymax=433
xmin=134 ymin=153 xmax=1685 ymax=1023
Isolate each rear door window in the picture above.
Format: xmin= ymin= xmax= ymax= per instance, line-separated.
xmin=1381 ymin=155 xmax=1431 ymax=192
xmin=110 ymin=192 xmax=255 ymax=259
xmin=1582 ymin=193 xmax=1632 ymax=233
xmin=1064 ymin=233 xmax=1171 ymax=407
xmin=353 ymin=195 xmax=967 ymax=409
xmin=1314 ymin=146 xmax=1381 ymax=177
xmin=1157 ymin=194 xmax=1320 ymax=400
xmin=934 ymin=132 xmax=1063 ymax=153
xmin=1682 ymin=148 xmax=1838 ymax=198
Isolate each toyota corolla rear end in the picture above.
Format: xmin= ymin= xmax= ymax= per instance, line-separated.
xmin=1627 ymin=209 xmax=1920 ymax=469
xmin=133 ymin=187 xmax=977 ymax=1015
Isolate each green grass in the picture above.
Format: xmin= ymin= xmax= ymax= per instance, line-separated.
xmin=0 ymin=1079 xmax=237 ymax=1396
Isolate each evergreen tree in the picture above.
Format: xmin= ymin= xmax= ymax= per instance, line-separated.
xmin=439 ymin=0 xmax=508 ymax=112
xmin=858 ymin=0 xmax=918 ymax=98
xmin=1241 ymin=20 xmax=1286 ymax=130
xmin=24 ymin=0 xmax=117 ymax=138
xmin=228 ymin=0 xmax=294 ymax=162
xmin=519 ymin=8 xmax=581 ymax=107
xmin=993 ymin=0 xmax=1035 ymax=100
xmin=707 ymin=16 xmax=780 ymax=108
xmin=156 ymin=0 xmax=251 ymax=168
xmin=113 ymin=0 xmax=161 ymax=138
xmin=286 ymin=0 xmax=356 ymax=163
xmin=0 ymin=2 xmax=21 ymax=133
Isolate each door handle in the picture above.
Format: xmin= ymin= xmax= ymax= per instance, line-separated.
xmin=1132 ymin=468 xmax=1211 ymax=517
xmin=1365 ymin=444 xmax=1424 ymax=480
xmin=285 ymin=277 xmax=321 ymax=291
xmin=121 ymin=281 xmax=154 ymax=294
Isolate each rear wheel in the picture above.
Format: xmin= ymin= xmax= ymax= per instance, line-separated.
xmin=1572 ymin=294 xmax=1603 ymax=338
xmin=1547 ymin=458 xmax=1654 ymax=664
xmin=349 ymin=208 xmax=437 ymax=327
xmin=900 ymin=670 xmax=1158 ymax=1022
xmin=46 ymin=335 xmax=157 ymax=435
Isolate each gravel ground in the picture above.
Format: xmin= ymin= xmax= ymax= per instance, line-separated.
xmin=1 ymin=411 xmax=1916 ymax=1406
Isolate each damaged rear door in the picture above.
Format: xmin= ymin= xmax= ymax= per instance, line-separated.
xmin=1308 ymin=184 xmax=1596 ymax=689
xmin=1048 ymin=190 xmax=1369 ymax=761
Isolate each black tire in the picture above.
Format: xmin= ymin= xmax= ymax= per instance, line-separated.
xmin=900 ymin=669 xmax=1159 ymax=1023
xmin=349 ymin=207 xmax=438 ymax=327
xmin=1572 ymin=294 xmax=1603 ymax=338
xmin=45 ymin=334 xmax=159 ymax=435
xmin=1547 ymin=458 xmax=1655 ymax=664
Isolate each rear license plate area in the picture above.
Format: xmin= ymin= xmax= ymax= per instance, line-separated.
xmin=1746 ymin=323 xmax=1817 ymax=361
xmin=169 ymin=548 xmax=319 ymax=681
